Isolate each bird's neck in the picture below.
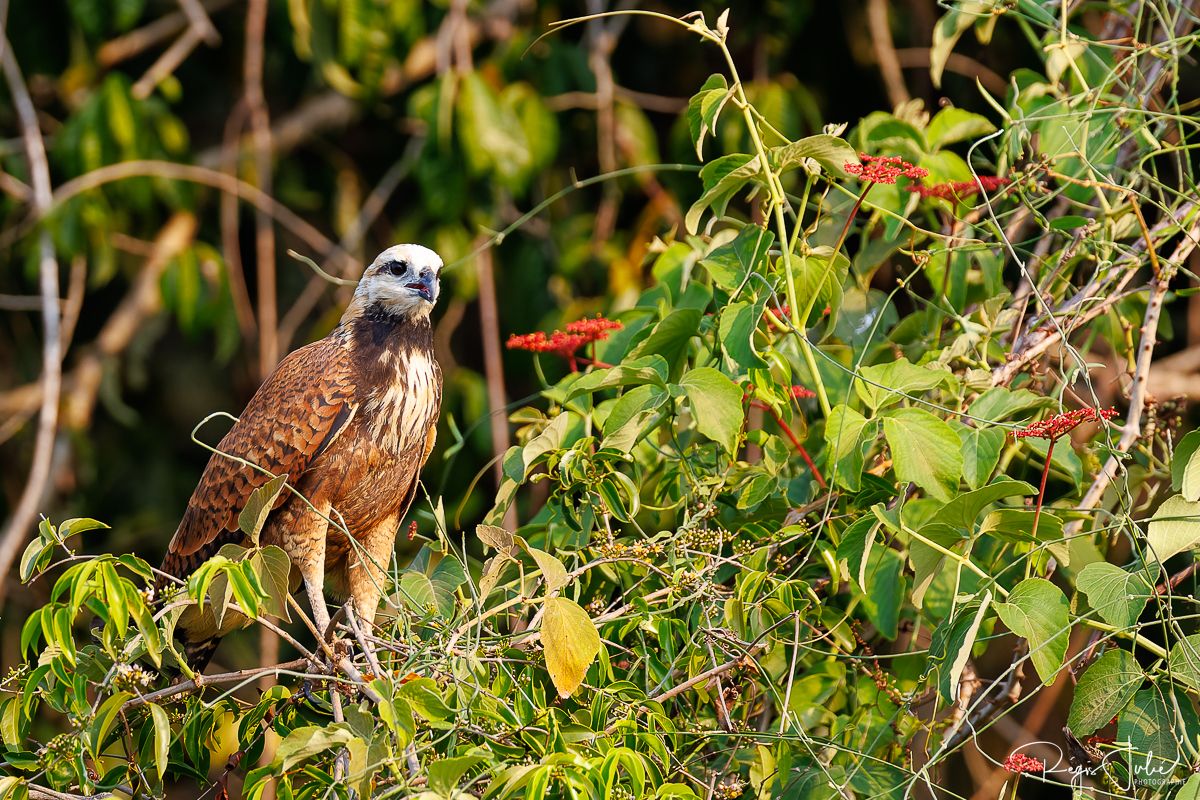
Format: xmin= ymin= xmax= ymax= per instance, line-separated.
xmin=345 ymin=305 xmax=434 ymax=375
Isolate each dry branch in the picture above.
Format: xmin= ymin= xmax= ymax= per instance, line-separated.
xmin=0 ymin=30 xmax=62 ymax=599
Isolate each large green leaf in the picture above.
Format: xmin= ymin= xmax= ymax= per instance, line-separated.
xmin=926 ymin=107 xmax=997 ymax=149
xmin=249 ymin=545 xmax=292 ymax=621
xmin=1067 ymin=649 xmax=1142 ymax=735
xmin=856 ymin=358 xmax=956 ymax=410
xmin=701 ymin=224 xmax=773 ymax=293
xmin=273 ymin=724 xmax=355 ymax=771
xmin=1076 ymin=562 xmax=1153 ymax=628
xmin=957 ymin=426 xmax=1006 ymax=490
xmin=933 ymin=478 xmax=1035 ymax=532
xmin=768 ymin=133 xmax=858 ymax=178
xmin=1119 ymin=687 xmax=1198 ymax=779
xmin=861 ymin=548 xmax=904 ymax=639
xmin=882 ymin=408 xmax=964 ymax=501
xmin=1146 ymin=495 xmax=1200 ymax=567
xmin=995 ymin=578 xmax=1071 ymax=684
xmin=678 ymin=368 xmax=744 ymax=454
xmin=542 ymin=597 xmax=601 ymax=697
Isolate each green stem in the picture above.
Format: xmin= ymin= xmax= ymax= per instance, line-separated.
xmin=717 ymin=44 xmax=832 ymax=418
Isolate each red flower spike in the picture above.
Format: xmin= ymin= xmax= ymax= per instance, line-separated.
xmin=844 ymin=154 xmax=929 ymax=185
xmin=1003 ymin=753 xmax=1044 ymax=774
xmin=1013 ymin=407 xmax=1117 ymax=441
xmin=907 ymin=175 xmax=1010 ymax=201
xmin=565 ymin=316 xmax=623 ymax=339
xmin=506 ymin=316 xmax=624 ymax=367
xmin=790 ymin=385 xmax=816 ymax=400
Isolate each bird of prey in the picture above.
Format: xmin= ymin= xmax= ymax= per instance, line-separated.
xmin=160 ymin=244 xmax=444 ymax=669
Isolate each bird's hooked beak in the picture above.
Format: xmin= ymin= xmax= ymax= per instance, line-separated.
xmin=406 ymin=270 xmax=438 ymax=303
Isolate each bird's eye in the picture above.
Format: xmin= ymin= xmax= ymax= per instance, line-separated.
xmin=386 ymin=260 xmax=408 ymax=276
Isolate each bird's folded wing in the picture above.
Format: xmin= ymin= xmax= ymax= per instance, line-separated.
xmin=168 ymin=338 xmax=357 ymax=558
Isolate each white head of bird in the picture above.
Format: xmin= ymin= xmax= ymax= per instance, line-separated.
xmin=353 ymin=244 xmax=443 ymax=319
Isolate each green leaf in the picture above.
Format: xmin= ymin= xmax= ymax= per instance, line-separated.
xmin=930 ymin=7 xmax=974 ymax=89
xmin=825 ymin=405 xmax=877 ymax=492
xmin=926 ymin=107 xmax=997 ymax=149
xmin=686 ymin=74 xmax=729 ymax=159
xmin=250 ymin=545 xmax=293 ymax=621
xmin=88 ymin=691 xmax=134 ymax=759
xmin=1169 ymin=634 xmax=1200 ymax=691
xmin=148 ymin=703 xmax=171 ymax=781
xmin=856 ymin=358 xmax=956 ymax=410
xmin=239 ymin=474 xmax=288 ymax=545
xmin=1172 ymin=430 xmax=1200 ymax=495
xmin=273 ymin=724 xmax=355 ymax=771
xmin=430 ymin=555 xmax=466 ymax=618
xmin=957 ymin=426 xmax=1006 ymax=490
xmin=979 ymin=509 xmax=1062 ymax=546
xmin=882 ymin=408 xmax=964 ymax=501
xmin=627 ymin=310 xmax=703 ymax=377
xmin=908 ymin=522 xmax=966 ymax=609
xmin=564 ymin=356 xmax=669 ymax=402
xmin=929 ymin=591 xmax=992 ymax=703
xmin=397 ymin=572 xmax=436 ymax=616
xmin=1146 ymin=494 xmax=1200 ymax=567
xmin=967 ymin=386 xmax=1054 ymax=423
xmin=837 ymin=516 xmax=878 ymax=588
xmin=678 ymin=368 xmax=744 ymax=454
xmin=397 ymin=677 xmax=453 ymax=722
xmin=1182 ymin=439 xmax=1200 ymax=502
xmin=428 ymin=752 xmax=486 ymax=796
xmin=718 ymin=299 xmax=768 ymax=372
xmin=1119 ymin=687 xmax=1197 ymax=778
xmin=1076 ymin=562 xmax=1153 ymax=628
xmin=794 ymin=247 xmax=847 ymax=331
xmin=1024 ymin=437 xmax=1083 ymax=493
xmin=685 ymin=153 xmax=759 ymax=234
xmin=933 ymin=479 xmax=1036 ymax=532
xmin=1067 ymin=649 xmax=1142 ymax=735
xmin=519 ymin=412 xmax=573 ymax=479
xmin=995 ymin=578 xmax=1071 ymax=684
xmin=861 ymin=548 xmax=905 ymax=639
xmin=456 ymin=72 xmax=532 ymax=191
xmin=542 ymin=597 xmax=601 ymax=697
xmin=768 ymin=133 xmax=858 ymax=178
xmin=701 ymin=225 xmax=773 ymax=293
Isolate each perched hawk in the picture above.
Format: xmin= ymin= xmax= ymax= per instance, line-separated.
xmin=160 ymin=244 xmax=444 ymax=669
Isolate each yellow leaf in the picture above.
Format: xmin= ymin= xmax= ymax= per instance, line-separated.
xmin=542 ymin=597 xmax=600 ymax=697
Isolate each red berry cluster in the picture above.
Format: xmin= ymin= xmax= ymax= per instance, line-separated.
xmin=1013 ymin=407 xmax=1117 ymax=441
xmin=844 ymin=154 xmax=928 ymax=184
xmin=1002 ymin=753 xmax=1044 ymax=774
xmin=907 ymin=175 xmax=1010 ymax=200
xmin=506 ymin=315 xmax=623 ymax=368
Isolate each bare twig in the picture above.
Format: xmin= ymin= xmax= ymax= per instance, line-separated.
xmin=40 ymin=160 xmax=352 ymax=271
xmin=122 ymin=658 xmax=309 ymax=711
xmin=131 ymin=26 xmax=204 ymax=99
xmin=244 ymin=0 xmax=278 ymax=377
xmin=97 ymin=0 xmax=236 ymax=67
xmin=0 ymin=214 xmax=197 ymax=428
xmin=867 ymin=0 xmax=910 ymax=108
xmin=474 ymin=243 xmax=517 ymax=530
xmin=0 ymin=27 xmax=62 ymax=599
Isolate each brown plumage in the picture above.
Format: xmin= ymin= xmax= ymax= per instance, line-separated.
xmin=160 ymin=244 xmax=444 ymax=669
